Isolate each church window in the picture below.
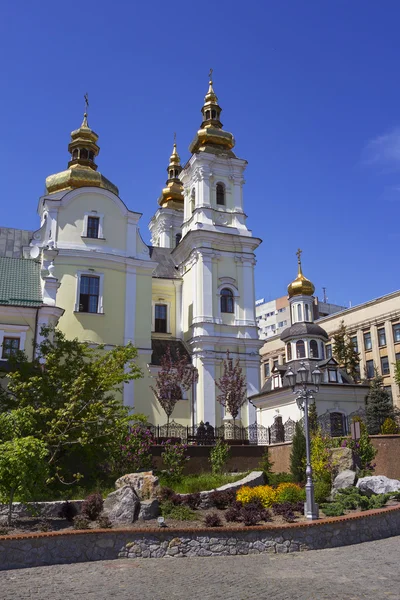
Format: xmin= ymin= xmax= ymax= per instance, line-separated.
xmin=87 ymin=216 xmax=100 ymax=239
xmin=175 ymin=233 xmax=182 ymax=247
xmin=325 ymin=343 xmax=332 ymax=358
xmin=72 ymin=149 xmax=78 ymax=160
xmin=80 ymin=148 xmax=89 ymax=160
xmin=297 ymin=304 xmax=302 ymax=321
xmin=79 ymin=276 xmax=100 ymax=313
xmin=88 ymin=151 xmax=94 ymax=161
xmin=220 ymin=288 xmax=234 ymax=313
xmin=286 ymin=343 xmax=292 ymax=361
xmin=169 ymin=170 xmax=173 ymax=178
xmin=154 ymin=304 xmax=168 ymax=333
xmin=174 ymin=169 xmax=179 ymax=178
xmin=296 ymin=340 xmax=305 ymax=359
xmin=310 ymin=339 xmax=319 ymax=358
xmin=205 ymin=110 xmax=211 ymax=120
xmin=2 ymin=337 xmax=20 ymax=359
xmin=305 ymin=304 xmax=310 ymax=321
xmin=211 ymin=109 xmax=216 ymax=119
xmin=264 ymin=363 xmax=270 ymax=378
xmin=216 ymin=183 xmax=225 ymax=206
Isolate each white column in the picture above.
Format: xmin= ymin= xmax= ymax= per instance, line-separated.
xmin=242 ymin=257 xmax=256 ymax=325
xmin=202 ymin=358 xmax=216 ymax=425
xmin=232 ymin=176 xmax=243 ymax=212
xmin=126 ymin=216 xmax=138 ymax=257
xmin=198 ymin=167 xmax=211 ymax=207
xmin=174 ymin=280 xmax=183 ymax=339
xmin=200 ymin=251 xmax=214 ymax=321
xmin=385 ymin=320 xmax=397 ymax=400
xmin=370 ymin=324 xmax=380 ymax=372
xmin=123 ymin=265 xmax=136 ymax=409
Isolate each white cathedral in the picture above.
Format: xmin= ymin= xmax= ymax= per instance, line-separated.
xmin=0 ymin=76 xmax=263 ymax=428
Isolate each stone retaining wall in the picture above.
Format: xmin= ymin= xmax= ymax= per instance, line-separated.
xmin=1 ymin=506 xmax=399 ymax=571
xmin=0 ymin=500 xmax=84 ymax=520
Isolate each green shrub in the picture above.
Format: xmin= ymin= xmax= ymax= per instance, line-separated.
xmin=157 ymin=472 xmax=244 ymax=494
xmin=275 ymin=482 xmax=305 ymax=504
xmin=290 ymin=422 xmax=306 ymax=483
xmin=209 ymin=440 xmax=230 ymax=475
xmin=73 ymin=515 xmax=91 ymax=530
xmin=268 ymin=472 xmax=294 ymax=487
xmin=98 ymin=515 xmax=113 ymax=529
xmin=314 ymin=480 xmax=332 ymax=505
xmin=160 ymin=501 xmax=197 ymax=521
xmin=259 ymin=448 xmax=274 ymax=484
xmin=81 ymin=492 xmax=104 ymax=521
xmin=321 ymin=503 xmax=345 ymax=517
xmin=381 ymin=417 xmax=399 ymax=434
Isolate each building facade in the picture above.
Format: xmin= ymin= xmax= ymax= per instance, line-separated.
xmin=0 ymin=77 xmax=262 ymax=428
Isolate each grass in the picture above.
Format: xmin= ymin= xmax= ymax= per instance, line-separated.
xmin=157 ymin=472 xmax=247 ymax=494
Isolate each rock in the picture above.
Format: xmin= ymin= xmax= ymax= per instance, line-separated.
xmin=115 ymin=471 xmax=159 ymax=500
xmin=138 ymin=499 xmax=160 ymax=520
xmin=103 ymin=486 xmax=140 ymax=523
xmin=331 ymin=470 xmax=357 ymax=497
xmin=356 ymin=476 xmax=400 ymax=497
xmin=331 ymin=447 xmax=354 ymax=475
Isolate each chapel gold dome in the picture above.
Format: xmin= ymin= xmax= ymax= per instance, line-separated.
xmin=287 ymin=250 xmax=315 ymax=298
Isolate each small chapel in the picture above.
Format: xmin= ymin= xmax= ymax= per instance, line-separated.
xmin=0 ymin=76 xmax=263 ymax=428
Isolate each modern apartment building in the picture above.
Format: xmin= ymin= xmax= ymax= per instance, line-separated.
xmin=255 ymin=295 xmax=345 ymax=340
xmin=260 ymin=289 xmax=400 ymax=406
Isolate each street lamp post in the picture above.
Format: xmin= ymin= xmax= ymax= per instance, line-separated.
xmin=286 ymin=362 xmax=322 ymax=520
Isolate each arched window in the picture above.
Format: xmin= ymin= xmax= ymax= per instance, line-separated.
xmin=310 ymin=339 xmax=319 ymax=358
xmin=286 ymin=343 xmax=292 ymax=361
xmin=220 ymin=288 xmax=234 ymax=313
xmin=296 ymin=340 xmax=305 ymax=359
xmin=305 ymin=303 xmax=310 ymax=321
xmin=205 ymin=110 xmax=211 ymax=120
xmin=174 ymin=169 xmax=179 ymax=178
xmin=175 ymin=233 xmax=182 ymax=247
xmin=216 ymin=183 xmax=225 ymax=206
xmin=297 ymin=304 xmax=302 ymax=322
xmin=80 ymin=148 xmax=88 ymax=160
xmin=72 ymin=149 xmax=78 ymax=160
xmin=211 ymin=109 xmax=216 ymax=119
xmin=169 ymin=170 xmax=173 ymax=178
xmin=88 ymin=151 xmax=94 ymax=161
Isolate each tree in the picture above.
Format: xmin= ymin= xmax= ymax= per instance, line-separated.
xmin=151 ymin=346 xmax=198 ymax=434
xmin=0 ymin=437 xmax=49 ymax=526
xmin=394 ymin=360 xmax=400 ymax=391
xmin=366 ymin=372 xmax=394 ymax=434
xmin=308 ymin=401 xmax=318 ymax=436
xmin=215 ymin=350 xmax=247 ymax=428
xmin=332 ymin=320 xmax=360 ymax=380
xmin=290 ymin=421 xmax=306 ymax=483
xmin=0 ymin=326 xmax=143 ymax=483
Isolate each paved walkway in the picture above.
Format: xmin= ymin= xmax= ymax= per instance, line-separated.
xmin=1 ymin=536 xmax=400 ymax=599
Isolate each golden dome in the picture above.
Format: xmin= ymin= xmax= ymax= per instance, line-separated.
xmin=287 ymin=249 xmax=315 ymax=298
xmin=45 ymin=112 xmax=119 ymax=196
xmin=189 ymin=70 xmax=236 ymax=155
xmin=158 ymin=139 xmax=184 ymax=209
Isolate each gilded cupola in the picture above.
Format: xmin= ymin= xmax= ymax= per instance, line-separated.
xmin=45 ymin=102 xmax=119 ymax=196
xmin=189 ymin=70 xmax=236 ymax=155
xmin=158 ymin=138 xmax=184 ymax=209
xmin=287 ymin=249 xmax=315 ymax=298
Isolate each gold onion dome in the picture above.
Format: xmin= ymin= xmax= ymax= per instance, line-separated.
xmin=45 ymin=112 xmax=119 ymax=196
xmin=158 ymin=139 xmax=184 ymax=208
xmin=287 ymin=249 xmax=315 ymax=298
xmin=189 ymin=70 xmax=236 ymax=155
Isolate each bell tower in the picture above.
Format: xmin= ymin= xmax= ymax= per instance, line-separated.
xmin=173 ymin=73 xmax=262 ymax=427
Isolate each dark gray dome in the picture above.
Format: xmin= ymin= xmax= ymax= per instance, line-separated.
xmin=280 ymin=322 xmax=329 ymax=342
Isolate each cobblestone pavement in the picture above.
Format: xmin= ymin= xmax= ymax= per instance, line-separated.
xmin=1 ymin=536 xmax=400 ymax=600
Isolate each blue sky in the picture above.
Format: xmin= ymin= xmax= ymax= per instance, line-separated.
xmin=1 ymin=1 xmax=399 ymax=307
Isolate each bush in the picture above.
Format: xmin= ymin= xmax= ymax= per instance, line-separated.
xmin=209 ymin=440 xmax=230 ymax=475
xmin=161 ymin=440 xmax=189 ymax=481
xmin=122 ymin=424 xmax=154 ymax=473
xmin=98 ymin=515 xmax=113 ymax=529
xmin=314 ymin=480 xmax=332 ymax=505
xmin=73 ymin=515 xmax=91 ymax=530
xmin=160 ymin=501 xmax=197 ymax=521
xmin=311 ymin=429 xmax=333 ymax=484
xmin=204 ymin=512 xmax=222 ymax=527
xmin=237 ymin=485 xmax=277 ymax=508
xmin=259 ymin=448 xmax=274 ymax=484
xmin=275 ymin=483 xmax=305 ymax=504
xmin=58 ymin=501 xmax=78 ymax=523
xmin=182 ymin=493 xmax=201 ymax=510
xmin=158 ymin=487 xmax=175 ymax=502
xmin=209 ymin=490 xmax=235 ymax=510
xmin=321 ymin=503 xmax=345 ymax=517
xmin=225 ymin=507 xmax=242 ymax=522
xmin=290 ymin=421 xmax=306 ymax=483
xmin=271 ymin=502 xmax=296 ymax=522
xmin=381 ymin=417 xmax=399 ymax=434
xmin=81 ymin=493 xmax=104 ymax=521
xmin=268 ymin=472 xmax=294 ymax=487
xmin=241 ymin=504 xmax=262 ymax=526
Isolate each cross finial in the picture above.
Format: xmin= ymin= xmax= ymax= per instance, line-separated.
xmin=84 ymin=92 xmax=89 ymax=115
xmin=208 ymin=67 xmax=213 ymax=82
xmin=174 ymin=131 xmax=176 ymax=144
xmin=296 ymin=248 xmax=302 ymax=264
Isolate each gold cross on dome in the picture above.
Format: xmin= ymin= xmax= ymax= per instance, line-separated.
xmin=209 ymin=67 xmax=213 ymax=81
xmin=84 ymin=93 xmax=89 ymax=114
xmin=296 ymin=248 xmax=302 ymax=263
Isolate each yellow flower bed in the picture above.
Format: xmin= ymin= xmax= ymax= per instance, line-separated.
xmin=237 ymin=483 xmax=304 ymax=507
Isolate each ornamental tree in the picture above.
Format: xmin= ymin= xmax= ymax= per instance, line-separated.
xmin=395 ymin=360 xmax=400 ymax=391
xmin=0 ymin=326 xmax=143 ymax=484
xmin=366 ymin=372 xmax=394 ymax=434
xmin=215 ymin=350 xmax=247 ymax=427
xmin=290 ymin=421 xmax=306 ymax=483
xmin=332 ymin=320 xmax=360 ymax=381
xmin=151 ymin=346 xmax=198 ymax=434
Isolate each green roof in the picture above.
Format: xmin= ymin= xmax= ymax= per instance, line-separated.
xmin=0 ymin=258 xmax=42 ymax=307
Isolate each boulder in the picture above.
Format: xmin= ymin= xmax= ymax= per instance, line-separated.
xmin=331 ymin=447 xmax=354 ymax=475
xmin=138 ymin=499 xmax=160 ymax=520
xmin=115 ymin=471 xmax=159 ymax=500
xmin=356 ymin=476 xmax=400 ymax=497
xmin=103 ymin=486 xmax=140 ymax=523
xmin=331 ymin=469 xmax=357 ymax=498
